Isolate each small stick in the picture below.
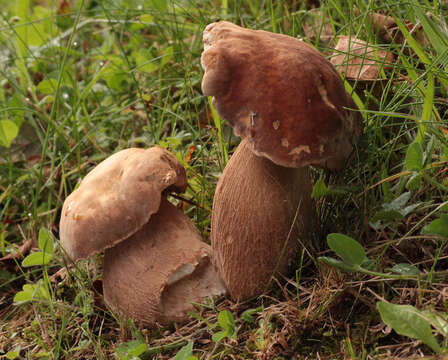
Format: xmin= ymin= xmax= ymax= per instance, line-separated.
xmin=169 ymin=193 xmax=204 ymax=210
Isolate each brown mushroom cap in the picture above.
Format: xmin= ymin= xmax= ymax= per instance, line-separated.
xmin=104 ymin=198 xmax=227 ymax=325
xmin=201 ymin=21 xmax=363 ymax=171
xmin=59 ymin=147 xmax=186 ymax=261
xmin=211 ymin=139 xmax=313 ymax=301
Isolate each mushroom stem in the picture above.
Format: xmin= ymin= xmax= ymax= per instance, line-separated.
xmin=211 ymin=139 xmax=313 ymax=301
xmin=103 ymin=198 xmax=226 ymax=326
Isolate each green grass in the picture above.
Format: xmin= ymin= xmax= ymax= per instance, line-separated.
xmin=1 ymin=0 xmax=448 ymax=358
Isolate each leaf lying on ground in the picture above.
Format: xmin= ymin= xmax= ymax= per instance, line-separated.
xmin=330 ymin=36 xmax=394 ymax=81
xmin=327 ymin=233 xmax=366 ymax=267
xmin=377 ymin=302 xmax=441 ymax=354
xmin=366 ymin=11 xmax=426 ymax=46
xmin=302 ymin=10 xmax=334 ymax=44
xmin=421 ymin=214 xmax=448 ymax=238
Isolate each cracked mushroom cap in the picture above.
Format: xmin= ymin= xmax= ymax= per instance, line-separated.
xmin=104 ymin=198 xmax=227 ymax=325
xmin=59 ymin=147 xmax=187 ymax=261
xmin=201 ymin=21 xmax=363 ymax=170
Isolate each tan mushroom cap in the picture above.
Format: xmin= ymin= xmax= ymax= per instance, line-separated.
xmin=59 ymin=147 xmax=187 ymax=261
xmin=201 ymin=21 xmax=363 ymax=170
xmin=104 ymin=198 xmax=227 ymax=325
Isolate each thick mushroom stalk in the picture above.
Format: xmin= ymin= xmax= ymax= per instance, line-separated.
xmin=59 ymin=147 xmax=226 ymax=326
xmin=212 ymin=139 xmax=312 ymax=301
xmin=202 ymin=22 xmax=363 ymax=301
xmin=104 ymin=198 xmax=226 ymax=325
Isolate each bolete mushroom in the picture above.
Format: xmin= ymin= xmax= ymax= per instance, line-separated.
xmin=60 ymin=147 xmax=226 ymax=325
xmin=201 ymin=21 xmax=363 ymax=301
xmin=212 ymin=138 xmax=313 ymax=301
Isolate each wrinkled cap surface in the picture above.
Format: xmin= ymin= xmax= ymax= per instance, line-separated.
xmin=59 ymin=147 xmax=187 ymax=261
xmin=330 ymin=36 xmax=394 ymax=81
xmin=201 ymin=21 xmax=363 ymax=170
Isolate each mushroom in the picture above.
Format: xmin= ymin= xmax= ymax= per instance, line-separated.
xmin=60 ymin=147 xmax=226 ymax=325
xmin=201 ymin=21 xmax=363 ymax=301
xmin=212 ymin=138 xmax=313 ymax=300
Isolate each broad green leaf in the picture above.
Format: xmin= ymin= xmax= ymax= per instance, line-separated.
xmin=8 ymin=93 xmax=24 ymax=126
xmin=13 ymin=285 xmax=34 ymax=303
xmin=23 ymin=22 xmax=47 ymax=47
xmin=133 ymin=49 xmax=160 ymax=73
xmin=406 ymin=173 xmax=422 ymax=191
xmin=15 ymin=0 xmax=30 ymax=56
xmin=389 ymin=263 xmax=419 ymax=276
xmin=360 ymin=258 xmax=376 ymax=270
xmin=319 ymin=256 xmax=357 ymax=272
xmin=405 ymin=142 xmax=424 ymax=171
xmin=22 ymin=251 xmax=52 ymax=267
xmin=139 ymin=14 xmax=154 ymax=23
xmin=116 ymin=339 xmax=148 ymax=360
xmin=327 ymin=233 xmax=366 ymax=267
xmin=218 ymin=310 xmax=236 ymax=336
xmin=38 ymin=228 xmax=54 ymax=254
xmin=422 ymin=214 xmax=448 ymax=238
xmin=0 ymin=120 xmax=19 ymax=148
xmin=241 ymin=307 xmax=262 ymax=323
xmin=16 ymin=0 xmax=30 ymax=20
xmin=161 ymin=46 xmax=174 ymax=66
xmin=100 ymin=56 xmax=129 ymax=90
xmin=14 ymin=281 xmax=50 ymax=304
xmin=212 ymin=310 xmax=237 ymax=342
xmin=37 ymin=79 xmax=58 ymax=95
xmin=102 ymin=68 xmax=128 ymax=90
xmin=372 ymin=192 xmax=421 ymax=229
xmin=145 ymin=0 xmax=168 ymax=12
xmin=311 ymin=179 xmax=350 ymax=199
xmin=422 ymin=310 xmax=448 ymax=337
xmin=377 ymin=302 xmax=441 ymax=353
xmin=383 ymin=192 xmax=411 ymax=212
xmin=370 ymin=210 xmax=403 ymax=230
xmin=173 ymin=341 xmax=197 ymax=360
xmin=312 ymin=178 xmax=328 ymax=199
xmin=6 ymin=349 xmax=20 ymax=360
xmin=211 ymin=330 xmax=227 ymax=343
xmin=6 ymin=352 xmax=19 ymax=359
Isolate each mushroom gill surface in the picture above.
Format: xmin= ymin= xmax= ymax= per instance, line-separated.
xmin=103 ymin=198 xmax=227 ymax=326
xmin=211 ymin=139 xmax=313 ymax=301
